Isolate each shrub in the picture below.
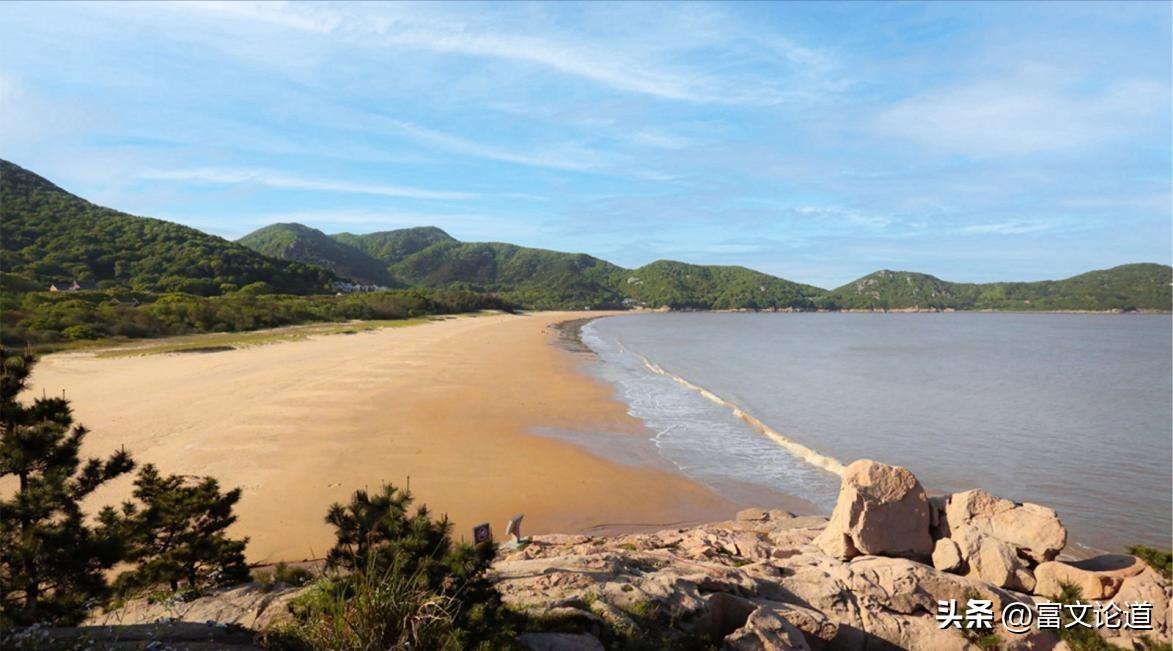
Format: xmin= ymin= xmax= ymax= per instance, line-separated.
xmin=268 ymin=560 xmax=462 ymax=651
xmin=276 ymin=484 xmax=516 ymax=649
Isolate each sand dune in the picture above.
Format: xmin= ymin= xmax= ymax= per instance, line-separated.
xmin=27 ymin=312 xmax=735 ymax=563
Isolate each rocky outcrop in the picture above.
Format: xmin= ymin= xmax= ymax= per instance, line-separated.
xmin=940 ymin=490 xmax=1066 ymax=563
xmin=814 ymin=460 xmax=933 ymax=561
xmin=43 ymin=460 xmax=1169 ymax=651
xmin=1032 ymin=554 xmax=1148 ymax=600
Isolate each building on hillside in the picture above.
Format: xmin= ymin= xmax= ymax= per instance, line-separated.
xmin=48 ymin=280 xmax=98 ymax=292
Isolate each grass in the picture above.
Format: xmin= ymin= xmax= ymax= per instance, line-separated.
xmin=1128 ymin=545 xmax=1172 ymax=581
xmin=91 ymin=318 xmax=435 ymax=358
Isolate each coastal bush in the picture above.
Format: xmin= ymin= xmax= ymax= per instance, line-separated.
xmin=268 ymin=560 xmax=463 ymax=651
xmin=0 ymin=346 xmax=136 ymax=626
xmin=0 ymin=288 xmax=514 ymax=349
xmin=111 ymin=464 xmax=251 ymax=594
xmin=272 ymin=484 xmax=516 ymax=649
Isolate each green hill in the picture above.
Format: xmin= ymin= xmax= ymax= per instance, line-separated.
xmin=0 ymin=160 xmax=335 ymax=295
xmin=239 ymin=223 xmax=393 ymax=286
xmin=332 ymin=227 xmax=457 ymax=265
xmin=820 ymin=265 xmax=1172 ymax=311
xmin=620 ymin=260 xmax=823 ymax=310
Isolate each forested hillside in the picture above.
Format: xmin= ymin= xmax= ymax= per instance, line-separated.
xmin=819 ymin=265 xmax=1172 ymax=311
xmin=621 ymin=260 xmax=823 ymax=310
xmin=238 ymin=223 xmax=393 ymax=286
xmin=0 ymin=160 xmax=335 ymax=295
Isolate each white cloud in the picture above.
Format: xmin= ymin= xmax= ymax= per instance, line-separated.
xmin=141 ymin=167 xmax=477 ymax=200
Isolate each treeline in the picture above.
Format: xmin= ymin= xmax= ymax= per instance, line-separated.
xmin=0 ymin=288 xmax=512 ymax=348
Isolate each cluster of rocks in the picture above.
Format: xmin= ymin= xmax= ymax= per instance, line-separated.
xmin=55 ymin=460 xmax=1170 ymax=651
xmin=500 ymin=460 xmax=1170 ymax=650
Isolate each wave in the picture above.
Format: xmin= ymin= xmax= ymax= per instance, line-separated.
xmin=620 ymin=343 xmax=846 ymax=477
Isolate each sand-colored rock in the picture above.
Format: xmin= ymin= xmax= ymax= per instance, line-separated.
xmin=1034 ymin=560 xmax=1125 ymax=600
xmin=932 ymin=538 xmax=963 ymax=572
xmin=84 ymin=583 xmax=307 ymax=630
xmin=943 ymin=490 xmax=1066 ymax=564
xmin=1098 ymin=566 xmax=1172 ymax=647
xmin=814 ymin=460 xmax=933 ymax=561
xmin=724 ymin=606 xmax=811 ymax=651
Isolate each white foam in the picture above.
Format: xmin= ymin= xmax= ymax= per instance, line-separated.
xmin=624 ymin=344 xmax=846 ymax=477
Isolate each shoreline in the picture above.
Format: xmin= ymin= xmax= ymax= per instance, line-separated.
xmin=23 ymin=311 xmax=749 ymax=563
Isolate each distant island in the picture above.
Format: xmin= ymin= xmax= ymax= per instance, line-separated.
xmin=1 ymin=159 xmax=1169 ymax=347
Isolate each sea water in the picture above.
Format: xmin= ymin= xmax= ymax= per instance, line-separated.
xmin=580 ymin=312 xmax=1172 ymax=553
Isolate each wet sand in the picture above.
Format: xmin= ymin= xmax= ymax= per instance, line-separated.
xmin=26 ymin=312 xmax=744 ymax=563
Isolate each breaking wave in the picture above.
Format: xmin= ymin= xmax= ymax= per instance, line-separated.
xmin=624 ymin=344 xmax=846 ymax=477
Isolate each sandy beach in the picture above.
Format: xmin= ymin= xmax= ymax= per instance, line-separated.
xmin=26 ymin=312 xmax=739 ymax=563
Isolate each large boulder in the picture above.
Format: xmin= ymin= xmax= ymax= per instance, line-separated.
xmin=942 ymin=490 xmax=1066 ymax=564
xmin=1098 ymin=566 xmax=1172 ymax=647
xmin=814 ymin=460 xmax=933 ymax=561
xmin=949 ymin=525 xmax=1035 ymax=592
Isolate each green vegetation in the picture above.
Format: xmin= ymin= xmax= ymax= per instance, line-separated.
xmin=1054 ymin=582 xmax=1116 ymax=651
xmin=818 ymin=265 xmax=1172 ymax=312
xmin=0 ymin=347 xmax=136 ymax=625
xmin=368 ymin=236 xmax=626 ymax=309
xmin=110 ymin=464 xmax=250 ymax=594
xmin=332 ymin=226 xmax=458 ymax=265
xmin=0 ymin=288 xmax=509 ymax=349
xmin=0 ymin=160 xmax=335 ymax=296
xmin=272 ymin=484 xmax=515 ymax=649
xmin=1128 ymin=544 xmax=1172 ymax=581
xmin=239 ymin=223 xmax=395 ymax=286
xmin=621 ymin=260 xmax=822 ymax=310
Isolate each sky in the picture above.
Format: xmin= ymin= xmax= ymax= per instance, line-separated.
xmin=1 ymin=1 xmax=1170 ymax=289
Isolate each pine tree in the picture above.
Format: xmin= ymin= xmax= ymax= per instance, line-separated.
xmin=114 ymin=464 xmax=251 ymax=593
xmin=323 ymin=484 xmax=505 ymax=641
xmin=0 ymin=346 xmax=135 ymax=625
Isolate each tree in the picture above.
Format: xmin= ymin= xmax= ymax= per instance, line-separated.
xmin=114 ymin=464 xmax=250 ymax=593
xmin=321 ymin=484 xmax=508 ymax=643
xmin=0 ymin=346 xmax=135 ymax=625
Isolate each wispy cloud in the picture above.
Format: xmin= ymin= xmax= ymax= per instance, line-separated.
xmin=140 ymin=168 xmax=477 ymax=200
xmin=381 ymin=119 xmax=609 ymax=172
xmin=962 ymin=221 xmax=1055 ymax=235
xmin=164 ymin=2 xmax=840 ymax=106
xmin=877 ymin=79 xmax=1165 ymax=157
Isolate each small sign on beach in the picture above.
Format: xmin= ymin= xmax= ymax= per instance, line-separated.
xmin=472 ymin=522 xmax=492 ymax=545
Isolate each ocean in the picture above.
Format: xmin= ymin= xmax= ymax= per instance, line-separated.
xmin=578 ymin=312 xmax=1172 ymax=553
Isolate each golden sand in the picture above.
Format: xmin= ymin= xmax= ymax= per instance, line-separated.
xmin=27 ymin=312 xmax=736 ymax=563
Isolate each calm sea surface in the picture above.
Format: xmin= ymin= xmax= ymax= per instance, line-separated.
xmin=581 ymin=313 xmax=1172 ymax=552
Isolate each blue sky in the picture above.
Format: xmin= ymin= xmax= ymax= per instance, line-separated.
xmin=1 ymin=1 xmax=1169 ymax=288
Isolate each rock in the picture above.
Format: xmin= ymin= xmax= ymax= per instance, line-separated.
xmin=84 ymin=583 xmax=306 ymax=630
xmin=518 ymin=632 xmax=605 ymax=651
xmin=974 ymin=537 xmax=1035 ymax=593
xmin=764 ymin=601 xmax=839 ymax=650
xmin=724 ymin=606 xmax=811 ymax=651
xmin=943 ymin=490 xmax=1066 ymax=564
xmin=1099 ymin=566 xmax=1171 ymax=646
xmin=814 ymin=460 xmax=933 ymax=561
xmin=932 ymin=538 xmax=963 ymax=572
xmin=1033 ymin=560 xmax=1125 ymax=600
xmin=738 ymin=507 xmax=771 ymax=522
